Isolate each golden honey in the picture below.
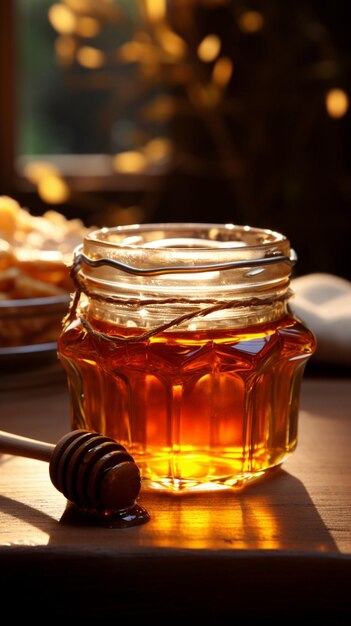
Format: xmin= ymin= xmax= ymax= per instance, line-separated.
xmin=58 ymin=223 xmax=316 ymax=493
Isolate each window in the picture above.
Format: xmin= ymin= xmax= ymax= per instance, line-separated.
xmin=0 ymin=1 xmax=350 ymax=282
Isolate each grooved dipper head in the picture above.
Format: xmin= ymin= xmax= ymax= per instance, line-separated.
xmin=49 ymin=429 xmax=141 ymax=513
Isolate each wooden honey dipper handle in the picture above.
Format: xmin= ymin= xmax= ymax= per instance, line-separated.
xmin=0 ymin=429 xmax=141 ymax=514
xmin=0 ymin=429 xmax=54 ymax=462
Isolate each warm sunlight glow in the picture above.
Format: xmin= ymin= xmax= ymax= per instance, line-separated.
xmin=189 ymin=83 xmax=220 ymax=108
xmin=325 ymin=88 xmax=349 ymax=118
xmin=144 ymin=0 xmax=166 ymax=22
xmin=76 ymin=17 xmax=101 ymax=38
xmin=238 ymin=11 xmax=265 ymax=33
xmin=198 ymin=34 xmax=221 ymax=62
xmin=23 ymin=161 xmax=60 ymax=184
xmin=212 ymin=57 xmax=233 ymax=87
xmin=107 ymin=205 xmax=146 ymax=225
xmin=118 ymin=40 xmax=145 ymax=62
xmin=113 ymin=151 xmax=147 ymax=173
xmin=76 ymin=46 xmax=105 ymax=68
xmin=144 ymin=137 xmax=172 ymax=163
xmin=142 ymin=95 xmax=176 ymax=121
xmin=157 ymin=27 xmax=187 ymax=58
xmin=37 ymin=175 xmax=70 ymax=203
xmin=55 ymin=35 xmax=76 ymax=66
xmin=48 ymin=3 xmax=77 ymax=35
xmin=64 ymin=0 xmax=91 ymax=10
xmin=147 ymin=495 xmax=281 ymax=550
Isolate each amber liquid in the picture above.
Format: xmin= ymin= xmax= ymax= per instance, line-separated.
xmin=58 ymin=314 xmax=316 ymax=493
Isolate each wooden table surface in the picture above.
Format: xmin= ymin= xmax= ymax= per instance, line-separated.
xmin=1 ymin=364 xmax=350 ymax=623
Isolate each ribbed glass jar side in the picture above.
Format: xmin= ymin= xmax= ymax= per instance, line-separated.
xmin=58 ymin=223 xmax=316 ymax=493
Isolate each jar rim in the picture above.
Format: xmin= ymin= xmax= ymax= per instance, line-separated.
xmin=77 ymin=222 xmax=294 ymax=279
xmin=85 ymin=222 xmax=288 ymax=252
xmin=72 ymin=222 xmax=294 ymax=304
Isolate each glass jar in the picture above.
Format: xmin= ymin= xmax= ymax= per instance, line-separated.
xmin=58 ymin=223 xmax=316 ymax=494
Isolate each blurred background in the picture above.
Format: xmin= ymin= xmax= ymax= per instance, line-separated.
xmin=0 ymin=0 xmax=350 ymax=279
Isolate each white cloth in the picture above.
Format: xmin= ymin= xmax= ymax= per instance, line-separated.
xmin=290 ymin=273 xmax=351 ymax=366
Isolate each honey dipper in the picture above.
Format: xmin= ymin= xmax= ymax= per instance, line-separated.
xmin=0 ymin=428 xmax=142 ymax=514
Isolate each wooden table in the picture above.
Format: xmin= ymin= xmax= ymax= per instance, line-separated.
xmin=1 ymin=365 xmax=350 ymax=623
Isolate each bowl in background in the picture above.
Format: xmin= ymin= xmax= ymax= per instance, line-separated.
xmin=0 ymin=293 xmax=71 ymax=376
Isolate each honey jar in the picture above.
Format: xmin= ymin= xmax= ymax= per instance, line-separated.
xmin=58 ymin=223 xmax=316 ymax=494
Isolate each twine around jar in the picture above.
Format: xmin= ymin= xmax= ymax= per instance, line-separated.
xmin=63 ymin=250 xmax=294 ymax=343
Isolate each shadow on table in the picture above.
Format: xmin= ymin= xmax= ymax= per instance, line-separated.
xmin=0 ymin=466 xmax=339 ymax=551
xmin=126 ymin=467 xmax=338 ymax=552
xmin=1 ymin=468 xmax=350 ymax=624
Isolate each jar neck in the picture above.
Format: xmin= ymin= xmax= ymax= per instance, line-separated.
xmin=82 ymin=293 xmax=290 ymax=333
xmin=69 ymin=223 xmax=295 ymax=334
